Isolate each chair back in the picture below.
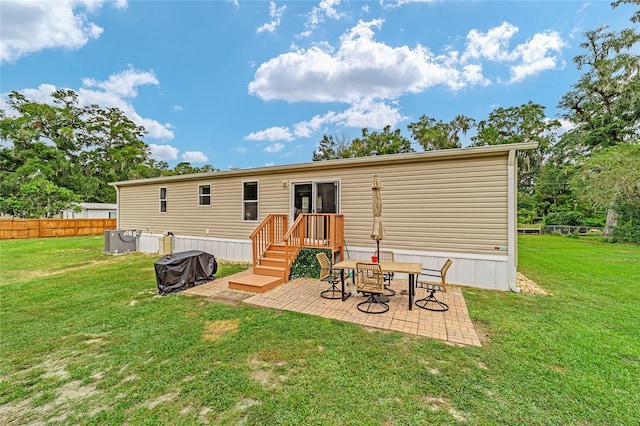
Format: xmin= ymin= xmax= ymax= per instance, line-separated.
xmin=356 ymin=262 xmax=384 ymax=294
xmin=316 ymin=252 xmax=332 ymax=281
xmin=439 ymin=259 xmax=453 ymax=290
xmin=377 ymin=250 xmax=394 ymax=262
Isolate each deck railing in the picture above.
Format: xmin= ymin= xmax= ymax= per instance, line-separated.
xmin=249 ymin=214 xmax=288 ymax=267
xmin=283 ymin=214 xmax=344 ymax=279
xmin=250 ymin=213 xmax=344 ymax=280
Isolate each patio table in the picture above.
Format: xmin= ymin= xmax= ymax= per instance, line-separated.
xmin=332 ymin=259 xmax=423 ymax=310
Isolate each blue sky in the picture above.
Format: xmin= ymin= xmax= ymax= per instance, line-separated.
xmin=0 ymin=1 xmax=634 ymax=170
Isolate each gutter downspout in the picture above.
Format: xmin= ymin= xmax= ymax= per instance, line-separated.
xmin=507 ymin=149 xmax=520 ymax=293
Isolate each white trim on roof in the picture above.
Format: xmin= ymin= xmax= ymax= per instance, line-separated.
xmin=110 ymin=143 xmax=538 ymax=187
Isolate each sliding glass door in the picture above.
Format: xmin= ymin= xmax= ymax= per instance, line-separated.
xmin=292 ymin=180 xmax=339 ymax=221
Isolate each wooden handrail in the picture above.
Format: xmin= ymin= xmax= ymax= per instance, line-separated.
xmin=282 ymin=214 xmax=344 ymax=278
xmin=250 ymin=213 xmax=344 ymax=281
xmin=250 ymin=214 xmax=288 ymax=267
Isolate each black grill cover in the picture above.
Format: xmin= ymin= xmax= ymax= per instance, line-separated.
xmin=154 ymin=250 xmax=217 ymax=295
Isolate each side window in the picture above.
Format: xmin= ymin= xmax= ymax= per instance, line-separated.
xmin=243 ymin=181 xmax=258 ymax=221
xmin=198 ymin=184 xmax=211 ymax=207
xmin=160 ymin=187 xmax=167 ymax=213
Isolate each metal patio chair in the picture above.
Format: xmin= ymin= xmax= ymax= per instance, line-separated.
xmin=355 ymin=262 xmax=389 ymax=314
xmin=375 ymin=250 xmax=396 ymax=296
xmin=317 ymin=252 xmax=342 ymax=300
xmin=415 ymin=259 xmax=453 ymax=312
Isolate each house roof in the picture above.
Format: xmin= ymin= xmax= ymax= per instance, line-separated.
xmin=110 ymin=142 xmax=538 ymax=187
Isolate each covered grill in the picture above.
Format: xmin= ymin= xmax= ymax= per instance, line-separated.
xmin=154 ymin=250 xmax=217 ymax=295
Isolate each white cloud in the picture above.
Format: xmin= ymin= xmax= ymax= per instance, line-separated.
xmin=3 ymin=68 xmax=174 ymax=140
xmin=249 ymin=19 xmax=471 ymax=104
xmin=149 ymin=144 xmax=179 ymax=161
xmin=552 ymin=118 xmax=576 ymax=137
xmin=302 ymin=0 xmax=345 ymax=36
xmin=234 ymin=146 xmax=248 ymax=154
xmin=294 ymin=99 xmax=407 ymax=137
xmin=508 ymin=31 xmax=566 ymax=82
xmin=256 ymin=2 xmax=286 ymax=34
xmin=172 ymin=105 xmax=183 ymax=111
xmin=334 ymin=99 xmax=408 ymax=129
xmin=462 ymin=22 xmax=519 ymax=62
xmin=264 ymin=143 xmax=285 ymax=153
xmin=460 ymin=23 xmax=566 ymax=83
xmin=181 ymin=151 xmax=208 ymax=163
xmin=245 ymin=127 xmax=294 ymax=141
xmin=461 ymin=64 xmax=490 ymax=86
xmin=79 ymin=69 xmax=174 ymax=139
xmin=249 ymin=17 xmax=567 ymax=142
xmin=382 ymin=0 xmax=437 ymax=8
xmin=0 ymin=0 xmax=127 ymax=64
xmin=82 ymin=68 xmax=158 ymax=97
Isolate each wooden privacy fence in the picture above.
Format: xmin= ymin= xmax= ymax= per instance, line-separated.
xmin=0 ymin=219 xmax=117 ymax=240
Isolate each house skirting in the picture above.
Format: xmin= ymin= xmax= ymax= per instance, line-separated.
xmin=347 ymin=246 xmax=510 ymax=291
xmin=137 ymin=233 xmax=511 ymax=291
xmin=138 ymin=233 xmax=252 ymax=262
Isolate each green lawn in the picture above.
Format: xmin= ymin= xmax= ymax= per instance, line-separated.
xmin=1 ymin=235 xmax=638 ymax=425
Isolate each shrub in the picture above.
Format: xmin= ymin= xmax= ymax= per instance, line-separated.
xmin=543 ymin=211 xmax=584 ymax=226
xmin=289 ymin=247 xmax=332 ymax=279
xmin=583 ymin=216 xmax=605 ymax=227
xmin=612 ymin=204 xmax=640 ymax=244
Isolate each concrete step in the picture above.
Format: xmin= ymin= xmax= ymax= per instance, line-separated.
xmin=228 ymin=274 xmax=284 ymax=293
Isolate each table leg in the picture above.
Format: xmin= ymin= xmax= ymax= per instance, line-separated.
xmin=340 ymin=268 xmax=350 ymax=301
xmin=409 ymin=273 xmax=414 ymax=310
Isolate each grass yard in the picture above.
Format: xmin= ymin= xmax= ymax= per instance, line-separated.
xmin=1 ymin=235 xmax=638 ymax=425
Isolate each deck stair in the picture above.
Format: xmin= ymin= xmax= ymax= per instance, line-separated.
xmin=233 ymin=214 xmax=344 ymax=294
xmin=228 ymin=243 xmax=287 ymax=293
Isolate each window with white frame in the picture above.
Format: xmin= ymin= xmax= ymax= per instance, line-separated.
xmin=198 ymin=184 xmax=211 ymax=206
xmin=160 ymin=187 xmax=167 ymax=213
xmin=243 ymin=181 xmax=258 ymax=221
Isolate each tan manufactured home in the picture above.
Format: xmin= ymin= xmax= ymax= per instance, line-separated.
xmin=111 ymin=142 xmax=536 ymax=291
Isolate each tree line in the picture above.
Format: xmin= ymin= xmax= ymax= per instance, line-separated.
xmin=1 ymin=1 xmax=638 ymax=241
xmin=0 ymin=89 xmax=218 ymax=218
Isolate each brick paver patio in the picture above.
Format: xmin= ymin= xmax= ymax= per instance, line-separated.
xmin=184 ymin=269 xmax=481 ymax=347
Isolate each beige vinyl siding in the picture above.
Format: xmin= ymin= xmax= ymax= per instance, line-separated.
xmin=339 ymin=155 xmax=508 ymax=255
xmin=117 ymin=151 xmax=509 ymax=256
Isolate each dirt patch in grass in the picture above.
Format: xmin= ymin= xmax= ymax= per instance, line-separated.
xmin=1 ymin=368 xmax=100 ymax=425
xmin=23 ymin=258 xmax=123 ymax=281
xmin=202 ymin=319 xmax=241 ymax=341
xmin=40 ymin=359 xmax=71 ymax=380
xmin=235 ymin=398 xmax=260 ymax=411
xmin=421 ymin=396 xmax=468 ymax=422
xmin=145 ymin=392 xmax=179 ymax=410
xmin=248 ymin=355 xmax=288 ymax=388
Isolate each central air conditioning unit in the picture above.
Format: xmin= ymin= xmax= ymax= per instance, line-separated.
xmin=104 ymin=229 xmax=140 ymax=254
